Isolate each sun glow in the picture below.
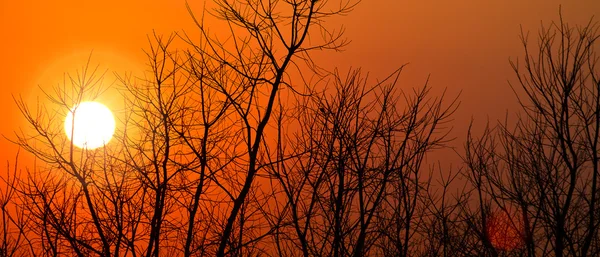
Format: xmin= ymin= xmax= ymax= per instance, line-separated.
xmin=64 ymin=101 xmax=116 ymax=149
xmin=487 ymin=211 xmax=523 ymax=251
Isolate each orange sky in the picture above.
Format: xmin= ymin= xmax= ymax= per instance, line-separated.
xmin=1 ymin=0 xmax=599 ymax=166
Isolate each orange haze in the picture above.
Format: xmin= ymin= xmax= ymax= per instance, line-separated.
xmin=1 ymin=0 xmax=599 ymax=167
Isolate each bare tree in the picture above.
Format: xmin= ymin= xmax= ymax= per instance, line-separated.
xmin=462 ymin=11 xmax=600 ymax=257
xmin=9 ymin=0 xmax=362 ymax=256
xmin=173 ymin=0 xmax=359 ymax=255
xmin=262 ymin=67 xmax=458 ymax=257
xmin=0 ymin=151 xmax=30 ymax=257
xmin=9 ymin=59 xmax=143 ymax=256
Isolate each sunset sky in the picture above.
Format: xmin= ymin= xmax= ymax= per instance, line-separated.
xmin=1 ymin=0 xmax=599 ymax=165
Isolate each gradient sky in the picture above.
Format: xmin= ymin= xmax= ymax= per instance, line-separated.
xmin=1 ymin=0 xmax=599 ymax=166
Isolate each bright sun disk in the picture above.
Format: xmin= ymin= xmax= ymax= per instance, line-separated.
xmin=64 ymin=101 xmax=115 ymax=149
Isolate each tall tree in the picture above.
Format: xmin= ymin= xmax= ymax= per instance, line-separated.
xmin=463 ymin=12 xmax=600 ymax=257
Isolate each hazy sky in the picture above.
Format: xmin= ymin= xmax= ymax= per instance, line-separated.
xmin=1 ymin=0 xmax=599 ymax=165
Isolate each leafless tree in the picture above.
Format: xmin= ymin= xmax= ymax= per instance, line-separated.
xmin=0 ymin=151 xmax=30 ymax=257
xmin=462 ymin=11 xmax=600 ymax=257
xmin=9 ymin=0 xmax=365 ymax=256
xmin=9 ymin=58 xmax=147 ymax=256
xmin=171 ymin=0 xmax=360 ymax=255
xmin=262 ymin=67 xmax=458 ymax=257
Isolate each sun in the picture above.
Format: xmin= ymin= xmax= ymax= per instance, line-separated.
xmin=487 ymin=210 xmax=523 ymax=251
xmin=64 ymin=101 xmax=116 ymax=149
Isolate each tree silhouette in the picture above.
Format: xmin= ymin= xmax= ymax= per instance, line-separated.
xmin=462 ymin=12 xmax=600 ymax=257
xmin=5 ymin=2 xmax=599 ymax=257
xmin=264 ymin=67 xmax=457 ymax=256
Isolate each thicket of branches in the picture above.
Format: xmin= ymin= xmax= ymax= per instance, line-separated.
xmin=0 ymin=1 xmax=598 ymax=257
xmin=461 ymin=14 xmax=600 ymax=257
